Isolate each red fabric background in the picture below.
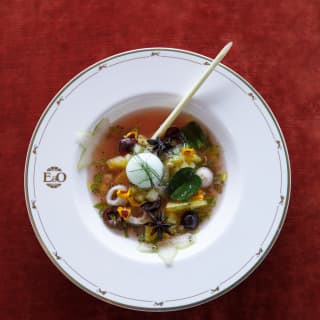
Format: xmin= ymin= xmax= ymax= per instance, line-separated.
xmin=1 ymin=0 xmax=319 ymax=318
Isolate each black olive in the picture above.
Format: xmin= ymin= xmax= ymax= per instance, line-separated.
xmin=118 ymin=138 xmax=136 ymax=155
xmin=102 ymin=207 xmax=122 ymax=227
xmin=181 ymin=211 xmax=199 ymax=230
xmin=141 ymin=199 xmax=161 ymax=213
xmin=164 ymin=126 xmax=184 ymax=144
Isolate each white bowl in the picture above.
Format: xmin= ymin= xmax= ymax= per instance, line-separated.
xmin=24 ymin=48 xmax=291 ymax=311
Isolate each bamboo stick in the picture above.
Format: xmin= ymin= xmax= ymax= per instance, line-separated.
xmin=151 ymin=42 xmax=233 ymax=139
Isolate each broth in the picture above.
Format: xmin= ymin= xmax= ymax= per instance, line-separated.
xmin=87 ymin=107 xmax=225 ymax=243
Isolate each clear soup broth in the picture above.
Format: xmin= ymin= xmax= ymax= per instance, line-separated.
xmin=87 ymin=107 xmax=226 ymax=244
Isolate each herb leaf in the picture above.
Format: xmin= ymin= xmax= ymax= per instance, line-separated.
xmin=89 ymin=183 xmax=99 ymax=193
xmin=181 ymin=121 xmax=208 ymax=149
xmin=94 ymin=202 xmax=108 ymax=211
xmin=167 ymin=167 xmax=201 ymax=201
xmin=94 ymin=172 xmax=102 ymax=184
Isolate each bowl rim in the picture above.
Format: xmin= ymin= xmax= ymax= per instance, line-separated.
xmin=24 ymin=47 xmax=291 ymax=312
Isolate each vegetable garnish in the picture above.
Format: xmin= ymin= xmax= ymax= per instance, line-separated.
xmin=167 ymin=167 xmax=202 ymax=201
xmin=190 ymin=189 xmax=205 ymax=201
xmin=117 ymin=207 xmax=131 ymax=220
xmin=82 ymin=109 xmax=226 ymax=265
xmin=181 ymin=121 xmax=208 ymax=149
xmin=77 ymin=118 xmax=110 ymax=169
xmin=180 ymin=147 xmax=201 ymax=164
xmin=123 ymin=129 xmax=138 ymax=139
xmin=94 ymin=172 xmax=102 ymax=184
xmin=94 ymin=202 xmax=108 ymax=212
xmin=165 ymin=198 xmax=214 ymax=212
xmin=116 ymin=188 xmax=142 ymax=207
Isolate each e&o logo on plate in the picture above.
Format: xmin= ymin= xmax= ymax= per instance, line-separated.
xmin=43 ymin=166 xmax=67 ymax=188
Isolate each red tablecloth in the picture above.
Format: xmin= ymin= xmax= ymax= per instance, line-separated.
xmin=1 ymin=0 xmax=319 ymax=318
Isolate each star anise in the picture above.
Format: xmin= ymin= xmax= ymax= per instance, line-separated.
xmin=144 ymin=210 xmax=174 ymax=241
xmin=147 ymin=137 xmax=171 ymax=156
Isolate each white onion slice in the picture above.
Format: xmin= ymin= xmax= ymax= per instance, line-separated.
xmin=106 ymin=185 xmax=127 ymax=206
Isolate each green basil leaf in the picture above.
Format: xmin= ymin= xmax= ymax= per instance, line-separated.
xmin=167 ymin=167 xmax=202 ymax=201
xmin=181 ymin=121 xmax=208 ymax=149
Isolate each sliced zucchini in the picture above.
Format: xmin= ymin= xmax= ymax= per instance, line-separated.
xmin=158 ymin=246 xmax=177 ymax=266
xmin=165 ymin=199 xmax=212 ymax=213
xmin=77 ymin=118 xmax=110 ymax=170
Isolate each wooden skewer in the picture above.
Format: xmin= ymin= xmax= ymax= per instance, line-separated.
xmin=151 ymin=42 xmax=233 ymax=139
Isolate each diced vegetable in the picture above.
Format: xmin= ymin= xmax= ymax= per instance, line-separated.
xmin=170 ymin=233 xmax=195 ymax=249
xmin=138 ymin=242 xmax=157 ymax=253
xmin=166 ymin=211 xmax=179 ymax=225
xmin=166 ymin=155 xmax=183 ymax=168
xmin=221 ymin=172 xmax=227 ymax=182
xmin=114 ymin=170 xmax=129 ymax=185
xmin=133 ymin=143 xmax=145 ymax=154
xmin=99 ymin=184 xmax=108 ymax=194
xmin=137 ymin=134 xmax=148 ymax=146
xmin=166 ymin=211 xmax=178 ymax=234
xmin=106 ymin=156 xmax=128 ymax=170
xmin=165 ymin=198 xmax=214 ymax=212
xmin=133 ymin=192 xmax=146 ymax=203
xmin=144 ymin=225 xmax=158 ymax=243
xmin=157 ymin=233 xmax=195 ymax=265
xmin=145 ymin=189 xmax=159 ymax=202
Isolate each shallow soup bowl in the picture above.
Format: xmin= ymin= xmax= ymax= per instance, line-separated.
xmin=24 ymin=48 xmax=291 ymax=311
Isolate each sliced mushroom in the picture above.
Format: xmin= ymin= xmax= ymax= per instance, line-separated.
xmin=196 ymin=167 xmax=214 ymax=188
xmin=106 ymin=185 xmax=128 ymax=206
